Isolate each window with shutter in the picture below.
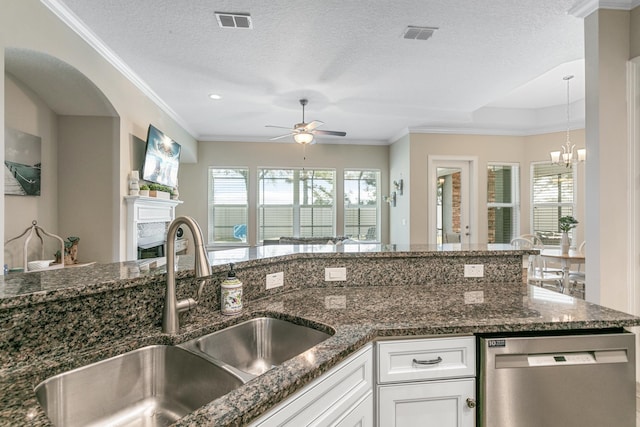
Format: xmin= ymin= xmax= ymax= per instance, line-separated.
xmin=344 ymin=170 xmax=380 ymax=241
xmin=531 ymin=162 xmax=576 ymax=246
xmin=208 ymin=168 xmax=249 ymax=245
xmin=258 ymin=169 xmax=335 ymax=242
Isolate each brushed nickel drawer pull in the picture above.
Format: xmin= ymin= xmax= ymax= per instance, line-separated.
xmin=412 ymin=356 xmax=443 ymax=366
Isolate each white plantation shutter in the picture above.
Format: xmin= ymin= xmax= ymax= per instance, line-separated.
xmin=258 ymin=169 xmax=335 ymax=242
xmin=208 ymin=168 xmax=249 ymax=244
xmin=531 ymin=163 xmax=575 ymax=246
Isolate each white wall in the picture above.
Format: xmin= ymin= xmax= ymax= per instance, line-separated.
xmin=584 ymin=9 xmax=631 ymax=311
xmin=4 ymin=74 xmax=59 ymax=267
xmin=389 ymin=134 xmax=411 ymax=245
xmin=58 ymin=116 xmax=119 ymax=262
xmin=178 ymin=140 xmax=389 ymax=246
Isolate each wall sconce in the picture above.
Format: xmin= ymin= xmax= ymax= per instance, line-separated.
xmin=383 ymin=191 xmax=397 ymax=207
xmin=393 ymin=179 xmax=404 ymax=195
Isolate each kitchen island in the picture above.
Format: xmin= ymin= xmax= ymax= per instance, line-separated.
xmin=1 ymin=244 xmax=638 ymax=426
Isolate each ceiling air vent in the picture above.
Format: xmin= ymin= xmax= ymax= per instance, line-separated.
xmin=215 ymin=12 xmax=253 ymax=29
xmin=403 ymin=26 xmax=438 ymax=41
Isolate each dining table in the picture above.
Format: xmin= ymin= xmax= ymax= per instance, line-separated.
xmin=540 ymin=248 xmax=586 ymax=294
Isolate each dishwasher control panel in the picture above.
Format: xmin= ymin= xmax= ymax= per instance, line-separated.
xmin=528 ymin=352 xmax=596 ymax=366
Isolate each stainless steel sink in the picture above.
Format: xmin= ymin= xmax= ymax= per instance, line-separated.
xmin=180 ymin=317 xmax=333 ymax=378
xmin=34 ymin=345 xmax=243 ymax=427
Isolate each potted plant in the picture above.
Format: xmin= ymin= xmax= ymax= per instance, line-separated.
xmin=139 ymin=184 xmax=150 ymax=197
xmin=558 ymin=215 xmax=579 ymax=254
xmin=148 ymin=183 xmax=171 ymax=199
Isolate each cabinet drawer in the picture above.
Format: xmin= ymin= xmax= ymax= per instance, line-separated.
xmin=377 ymin=336 xmax=475 ymax=383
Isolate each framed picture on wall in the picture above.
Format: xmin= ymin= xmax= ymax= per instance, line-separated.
xmin=4 ymin=127 xmax=41 ymax=196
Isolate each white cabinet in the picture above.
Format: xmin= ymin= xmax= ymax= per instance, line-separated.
xmin=251 ymin=344 xmax=373 ymax=427
xmin=377 ymin=336 xmax=476 ymax=427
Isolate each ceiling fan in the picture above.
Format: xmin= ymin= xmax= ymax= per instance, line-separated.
xmin=266 ymin=99 xmax=347 ymax=145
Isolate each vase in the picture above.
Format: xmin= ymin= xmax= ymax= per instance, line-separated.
xmin=561 ymin=232 xmax=570 ymax=254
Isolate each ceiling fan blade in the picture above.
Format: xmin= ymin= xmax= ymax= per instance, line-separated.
xmin=266 ymin=125 xmax=294 ymax=130
xmin=304 ymin=120 xmax=324 ymax=131
xmin=312 ymin=129 xmax=347 ymax=137
xmin=269 ymin=133 xmax=294 ymax=141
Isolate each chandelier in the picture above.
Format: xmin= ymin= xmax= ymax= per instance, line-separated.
xmin=550 ymin=75 xmax=585 ymax=168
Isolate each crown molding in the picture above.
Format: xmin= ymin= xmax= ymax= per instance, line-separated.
xmin=408 ymin=121 xmax=585 ymax=137
xmin=39 ymin=0 xmax=196 ymax=138
xmin=199 ymin=135 xmax=389 ymax=146
xmin=569 ymin=0 xmax=639 ymax=18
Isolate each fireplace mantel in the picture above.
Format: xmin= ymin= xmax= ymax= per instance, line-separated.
xmin=124 ymin=196 xmax=183 ymax=261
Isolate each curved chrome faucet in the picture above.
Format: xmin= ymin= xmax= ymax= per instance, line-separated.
xmin=163 ymin=216 xmax=212 ymax=334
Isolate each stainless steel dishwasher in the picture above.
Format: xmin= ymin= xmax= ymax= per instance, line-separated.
xmin=479 ymin=331 xmax=636 ymax=427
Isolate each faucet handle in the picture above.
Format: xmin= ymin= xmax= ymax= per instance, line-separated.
xmin=176 ymin=297 xmax=197 ymax=313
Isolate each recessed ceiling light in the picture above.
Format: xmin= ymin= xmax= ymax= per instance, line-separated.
xmin=209 ymin=93 xmax=222 ymax=100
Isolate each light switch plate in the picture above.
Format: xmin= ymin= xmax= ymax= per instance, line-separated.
xmin=266 ymin=272 xmax=284 ymax=289
xmin=464 ymin=264 xmax=484 ymax=278
xmin=325 ymin=267 xmax=347 ymax=281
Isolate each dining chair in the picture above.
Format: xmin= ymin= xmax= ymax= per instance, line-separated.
xmin=568 ymin=241 xmax=586 ymax=298
xmin=510 ymin=237 xmax=563 ymax=289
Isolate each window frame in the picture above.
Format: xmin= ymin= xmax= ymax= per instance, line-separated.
xmin=487 ymin=162 xmax=520 ymax=244
xmin=343 ymin=168 xmax=381 ymax=242
xmin=207 ymin=167 xmax=250 ymax=247
xmin=256 ymin=167 xmax=336 ymax=243
xmin=530 ymin=161 xmax=577 ymax=246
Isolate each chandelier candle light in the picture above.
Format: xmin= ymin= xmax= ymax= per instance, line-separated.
xmin=550 ymin=75 xmax=585 ymax=168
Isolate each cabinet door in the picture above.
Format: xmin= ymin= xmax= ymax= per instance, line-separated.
xmin=378 ymin=378 xmax=475 ymax=427
xmin=335 ymin=391 xmax=374 ymax=427
xmin=251 ymin=344 xmax=373 ymax=426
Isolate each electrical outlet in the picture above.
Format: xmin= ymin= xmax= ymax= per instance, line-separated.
xmin=325 ymin=267 xmax=347 ymax=281
xmin=266 ymin=272 xmax=284 ymax=289
xmin=464 ymin=264 xmax=484 ymax=278
xmin=464 ymin=290 xmax=484 ymax=304
xmin=324 ymin=295 xmax=347 ymax=309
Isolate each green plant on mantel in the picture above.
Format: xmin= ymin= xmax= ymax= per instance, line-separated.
xmin=148 ymin=183 xmax=173 ymax=194
xmin=139 ymin=184 xmax=149 ymax=191
xmin=559 ymin=215 xmax=579 ymax=233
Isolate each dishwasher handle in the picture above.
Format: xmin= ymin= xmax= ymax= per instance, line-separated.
xmin=412 ymin=356 xmax=443 ymax=366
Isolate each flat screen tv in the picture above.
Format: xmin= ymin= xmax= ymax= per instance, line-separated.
xmin=142 ymin=124 xmax=181 ymax=188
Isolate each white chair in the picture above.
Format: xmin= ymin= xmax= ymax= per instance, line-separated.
xmin=511 ymin=236 xmax=563 ymax=290
xmin=568 ymin=241 xmax=586 ymax=298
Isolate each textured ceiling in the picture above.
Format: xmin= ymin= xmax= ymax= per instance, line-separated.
xmin=51 ymin=0 xmax=584 ymax=144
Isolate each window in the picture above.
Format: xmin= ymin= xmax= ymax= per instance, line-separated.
xmin=344 ymin=170 xmax=380 ymax=241
xmin=531 ymin=162 xmax=575 ymax=246
xmin=487 ymin=164 xmax=520 ymax=243
xmin=208 ymin=168 xmax=249 ymax=245
xmin=258 ymin=169 xmax=335 ymax=242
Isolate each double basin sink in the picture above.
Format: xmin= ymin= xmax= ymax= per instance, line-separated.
xmin=35 ymin=317 xmax=333 ymax=427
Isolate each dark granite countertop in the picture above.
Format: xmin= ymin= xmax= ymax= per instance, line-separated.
xmin=0 ymin=243 xmax=534 ymax=307
xmin=4 ymin=281 xmax=638 ymax=426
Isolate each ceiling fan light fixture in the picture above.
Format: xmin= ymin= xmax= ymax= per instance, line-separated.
xmin=293 ymin=132 xmax=315 ymax=145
